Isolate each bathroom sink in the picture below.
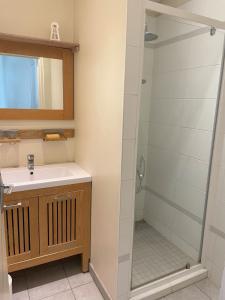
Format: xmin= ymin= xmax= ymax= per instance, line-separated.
xmin=1 ymin=163 xmax=91 ymax=192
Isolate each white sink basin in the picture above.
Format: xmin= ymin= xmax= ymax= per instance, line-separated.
xmin=1 ymin=163 xmax=91 ymax=192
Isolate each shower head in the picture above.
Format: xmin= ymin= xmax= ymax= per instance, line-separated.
xmin=144 ymin=24 xmax=158 ymax=42
xmin=144 ymin=32 xmax=158 ymax=42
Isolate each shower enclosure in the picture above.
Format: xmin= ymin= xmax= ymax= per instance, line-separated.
xmin=131 ymin=1 xmax=225 ymax=291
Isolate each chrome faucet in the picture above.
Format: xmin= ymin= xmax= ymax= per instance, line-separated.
xmin=27 ymin=154 xmax=34 ymax=173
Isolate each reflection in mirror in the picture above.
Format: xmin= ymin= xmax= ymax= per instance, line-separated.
xmin=0 ymin=54 xmax=63 ymax=110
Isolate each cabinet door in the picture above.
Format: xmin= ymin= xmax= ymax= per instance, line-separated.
xmin=39 ymin=190 xmax=86 ymax=256
xmin=4 ymin=197 xmax=39 ymax=269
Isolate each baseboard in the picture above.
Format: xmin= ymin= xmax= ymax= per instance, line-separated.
xmin=89 ymin=263 xmax=112 ymax=300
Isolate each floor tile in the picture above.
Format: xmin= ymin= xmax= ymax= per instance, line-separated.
xmin=12 ymin=290 xmax=30 ymax=300
xmin=196 ymin=278 xmax=220 ymax=300
xmin=26 ymin=263 xmax=70 ymax=300
xmin=63 ymin=256 xmax=93 ymax=288
xmin=12 ymin=274 xmax=27 ymax=293
xmin=164 ymin=285 xmax=210 ymax=300
xmin=42 ymin=290 xmax=75 ymax=300
xmin=12 ymin=274 xmax=29 ymax=300
xmin=73 ymin=282 xmax=104 ymax=300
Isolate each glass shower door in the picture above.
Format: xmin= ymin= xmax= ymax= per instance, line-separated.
xmin=132 ymin=4 xmax=225 ymax=289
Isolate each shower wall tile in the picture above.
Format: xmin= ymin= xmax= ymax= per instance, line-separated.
xmin=121 ymin=139 xmax=136 ymax=180
xmin=154 ymin=33 xmax=224 ymax=74
xmin=152 ymin=65 xmax=221 ymax=99
xmin=120 ymin=179 xmax=135 ymax=220
xmin=123 ymin=94 xmax=138 ymax=140
xmin=173 ymin=182 xmax=206 ymax=219
xmin=135 ymin=189 xmax=145 ymax=221
xmin=117 ymin=260 xmax=131 ymax=298
xmin=171 ymin=210 xmax=202 ymax=251
xmin=118 ymin=0 xmax=143 ymax=297
xmin=181 ymin=99 xmax=216 ymax=131
xmin=144 ymin=191 xmax=174 ymax=232
xmin=124 ymin=45 xmax=142 ymax=95
xmin=142 ymin=48 xmax=154 ymax=79
xmin=150 ymin=99 xmax=183 ymax=126
xmin=119 ymin=217 xmax=134 ymax=257
xmin=178 ymin=159 xmax=208 ymax=192
xmin=178 ymin=128 xmax=212 ymax=162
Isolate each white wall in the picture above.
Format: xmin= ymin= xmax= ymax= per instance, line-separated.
xmin=0 ymin=0 xmax=75 ymax=168
xmin=73 ymin=0 xmax=127 ymax=299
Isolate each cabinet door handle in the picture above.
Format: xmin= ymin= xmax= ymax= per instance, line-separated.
xmin=3 ymin=202 xmax=22 ymax=210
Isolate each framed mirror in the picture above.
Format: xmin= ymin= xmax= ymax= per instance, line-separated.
xmin=0 ymin=36 xmax=75 ymax=120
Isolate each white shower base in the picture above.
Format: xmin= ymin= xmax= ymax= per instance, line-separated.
xmin=130 ymin=221 xmax=207 ymax=299
xmin=132 ymin=221 xmax=195 ymax=289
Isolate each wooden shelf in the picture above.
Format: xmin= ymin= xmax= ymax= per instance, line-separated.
xmin=0 ymin=138 xmax=21 ymax=144
xmin=0 ymin=32 xmax=79 ymax=52
xmin=0 ymin=129 xmax=75 ymax=142
xmin=18 ymin=129 xmax=75 ymax=140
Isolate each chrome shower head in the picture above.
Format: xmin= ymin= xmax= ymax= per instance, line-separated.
xmin=144 ymin=24 xmax=158 ymax=42
xmin=144 ymin=32 xmax=158 ymax=42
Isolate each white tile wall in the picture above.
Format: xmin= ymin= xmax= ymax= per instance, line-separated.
xmin=117 ymin=0 xmax=143 ymax=297
xmin=143 ymin=10 xmax=223 ymax=263
xmin=124 ymin=46 xmax=142 ymax=95
xmin=121 ymin=139 xmax=136 ymax=180
xmin=123 ymin=95 xmax=138 ymax=140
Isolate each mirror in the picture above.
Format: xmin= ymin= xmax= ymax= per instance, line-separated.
xmin=0 ymin=36 xmax=75 ymax=120
xmin=0 ymin=54 xmax=63 ymax=110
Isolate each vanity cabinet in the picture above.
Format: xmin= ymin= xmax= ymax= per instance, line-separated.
xmin=3 ymin=182 xmax=91 ymax=273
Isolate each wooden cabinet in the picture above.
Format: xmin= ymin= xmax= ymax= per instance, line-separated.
xmin=3 ymin=183 xmax=91 ymax=273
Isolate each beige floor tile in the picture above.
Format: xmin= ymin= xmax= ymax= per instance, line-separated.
xmin=196 ymin=278 xmax=220 ymax=300
xmin=63 ymin=256 xmax=93 ymax=288
xmin=73 ymin=282 xmax=103 ymax=300
xmin=26 ymin=263 xmax=70 ymax=300
xmin=12 ymin=274 xmax=29 ymax=300
xmin=12 ymin=290 xmax=30 ymax=300
xmin=42 ymin=290 xmax=75 ymax=300
xmin=164 ymin=285 xmax=210 ymax=300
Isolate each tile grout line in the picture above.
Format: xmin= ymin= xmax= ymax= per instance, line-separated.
xmin=194 ymin=282 xmax=214 ymax=300
xmin=39 ymin=287 xmax=76 ymax=300
xmin=25 ymin=262 xmax=71 ymax=300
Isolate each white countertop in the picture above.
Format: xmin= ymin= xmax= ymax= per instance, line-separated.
xmin=1 ymin=163 xmax=92 ymax=192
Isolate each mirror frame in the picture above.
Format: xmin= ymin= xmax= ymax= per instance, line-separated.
xmin=0 ymin=38 xmax=74 ymax=120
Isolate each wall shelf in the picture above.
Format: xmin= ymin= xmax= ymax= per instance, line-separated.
xmin=0 ymin=32 xmax=80 ymax=52
xmin=0 ymin=129 xmax=75 ymax=142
